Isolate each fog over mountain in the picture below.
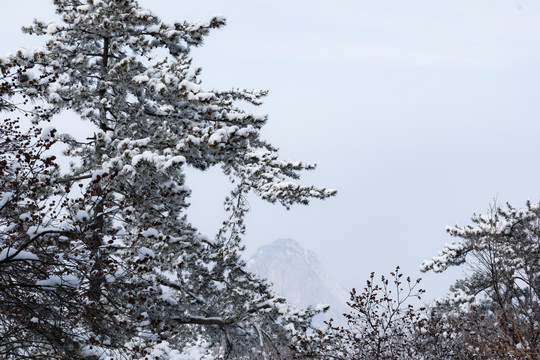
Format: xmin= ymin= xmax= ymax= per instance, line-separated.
xmin=246 ymin=239 xmax=349 ymax=324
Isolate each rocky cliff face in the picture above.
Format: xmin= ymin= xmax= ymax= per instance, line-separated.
xmin=246 ymin=239 xmax=348 ymax=324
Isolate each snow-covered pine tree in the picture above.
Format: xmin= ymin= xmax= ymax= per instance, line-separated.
xmin=422 ymin=202 xmax=540 ymax=359
xmin=2 ymin=0 xmax=336 ymax=358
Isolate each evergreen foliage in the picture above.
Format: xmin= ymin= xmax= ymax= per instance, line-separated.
xmin=422 ymin=202 xmax=540 ymax=359
xmin=0 ymin=1 xmax=335 ymax=358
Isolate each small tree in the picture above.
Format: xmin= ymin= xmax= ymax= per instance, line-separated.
xmin=292 ymin=267 xmax=427 ymax=360
xmin=422 ymin=201 xmax=540 ymax=359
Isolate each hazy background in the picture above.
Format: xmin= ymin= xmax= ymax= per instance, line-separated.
xmin=2 ymin=0 xmax=540 ymax=301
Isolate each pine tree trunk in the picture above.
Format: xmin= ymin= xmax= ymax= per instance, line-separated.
xmin=88 ymin=37 xmax=110 ymax=306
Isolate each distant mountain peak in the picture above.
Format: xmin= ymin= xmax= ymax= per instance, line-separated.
xmin=252 ymin=238 xmax=319 ymax=265
xmin=247 ymin=239 xmax=348 ymax=324
xmin=270 ymin=238 xmax=302 ymax=248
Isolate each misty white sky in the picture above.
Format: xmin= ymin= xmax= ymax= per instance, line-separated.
xmin=2 ymin=0 xmax=540 ymax=301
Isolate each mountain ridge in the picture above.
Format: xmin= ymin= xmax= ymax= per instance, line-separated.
xmin=247 ymin=238 xmax=348 ymax=324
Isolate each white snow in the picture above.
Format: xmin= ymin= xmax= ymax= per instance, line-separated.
xmin=315 ymin=303 xmax=330 ymax=312
xmin=46 ymin=22 xmax=58 ymax=34
xmin=40 ymin=126 xmax=56 ymax=140
xmin=19 ymin=212 xmax=32 ymax=221
xmin=154 ymin=82 xmax=167 ymax=93
xmin=134 ymin=9 xmax=153 ymax=17
xmin=142 ymin=228 xmax=159 ymax=238
xmin=139 ymin=246 xmax=156 ymax=259
xmin=36 ymin=274 xmax=80 ymax=288
xmin=147 ymin=24 xmax=161 ymax=33
xmin=16 ymin=48 xmax=36 ymax=60
xmin=21 ymin=69 xmax=35 ymax=81
xmin=0 ymin=248 xmax=39 ymax=262
xmin=48 ymin=93 xmax=61 ymax=103
xmin=0 ymin=192 xmax=14 ymax=208
xmin=91 ymin=169 xmax=109 ymax=181
xmin=179 ymin=79 xmax=201 ymax=92
xmin=76 ymin=4 xmax=91 ymax=12
xmin=76 ymin=210 xmax=90 ymax=222
xmin=132 ymin=75 xmax=149 ymax=83
xmin=150 ymin=341 xmax=215 ymax=360
xmin=26 ymin=225 xmax=57 ymax=238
